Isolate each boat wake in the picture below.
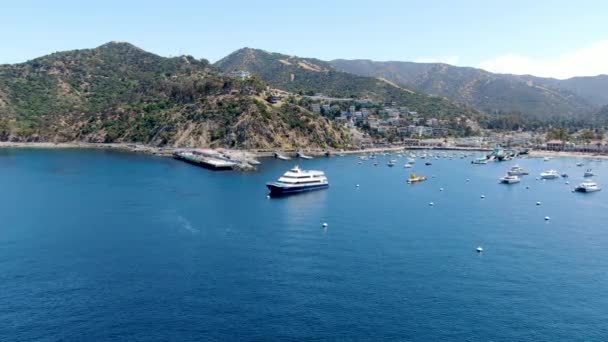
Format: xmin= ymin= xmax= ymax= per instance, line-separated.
xmin=176 ymin=215 xmax=200 ymax=234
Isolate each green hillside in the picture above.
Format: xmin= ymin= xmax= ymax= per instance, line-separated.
xmin=214 ymin=48 xmax=485 ymax=121
xmin=0 ymin=42 xmax=351 ymax=149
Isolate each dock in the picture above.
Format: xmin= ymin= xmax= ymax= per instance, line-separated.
xmin=173 ymin=151 xmax=237 ymax=170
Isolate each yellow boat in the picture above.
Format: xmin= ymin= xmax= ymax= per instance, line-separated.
xmin=407 ymin=173 xmax=427 ymax=184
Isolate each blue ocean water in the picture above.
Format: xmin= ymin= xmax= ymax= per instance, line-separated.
xmin=1 ymin=149 xmax=608 ymax=341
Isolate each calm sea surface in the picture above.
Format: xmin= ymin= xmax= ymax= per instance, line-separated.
xmin=1 ymin=149 xmax=608 ymax=341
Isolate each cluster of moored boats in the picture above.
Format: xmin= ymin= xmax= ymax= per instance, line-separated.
xmin=497 ymin=163 xmax=601 ymax=192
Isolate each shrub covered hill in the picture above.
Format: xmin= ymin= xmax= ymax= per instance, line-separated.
xmin=0 ymin=42 xmax=350 ymax=149
xmin=214 ymin=48 xmax=485 ymax=122
xmin=330 ymin=59 xmax=603 ymax=123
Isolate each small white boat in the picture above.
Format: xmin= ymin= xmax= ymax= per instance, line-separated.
xmin=507 ymin=165 xmax=529 ymax=176
xmin=540 ymin=170 xmax=560 ymax=179
xmin=297 ymin=151 xmax=313 ymax=160
xmin=274 ymin=151 xmax=291 ymax=160
xmin=543 ymin=157 xmax=552 ymax=161
xmin=407 ymin=158 xmax=416 ymax=164
xmin=387 ymin=160 xmax=397 ymax=167
xmin=404 ymin=163 xmax=413 ymax=168
xmin=576 ymin=162 xmax=584 ymax=167
xmin=584 ymin=169 xmax=595 ymax=177
xmin=499 ymin=175 xmax=521 ymax=184
xmin=471 ymin=157 xmax=488 ymax=164
xmin=575 ymin=181 xmax=601 ymax=192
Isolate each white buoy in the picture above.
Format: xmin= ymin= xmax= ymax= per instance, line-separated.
xmin=322 ymin=222 xmax=328 ymax=228
xmin=266 ymin=195 xmax=270 ymax=199
xmin=356 ymin=184 xmax=360 ymax=188
xmin=565 ymin=181 xmax=569 ymax=185
xmin=476 ymin=247 xmax=483 ymax=253
xmin=429 ymin=202 xmax=435 ymax=206
xmin=544 ymin=216 xmax=550 ymax=221
xmin=440 ymin=188 xmax=444 ymax=191
xmin=480 ymin=195 xmax=485 ymax=199
xmin=536 ymin=201 xmax=541 ymax=206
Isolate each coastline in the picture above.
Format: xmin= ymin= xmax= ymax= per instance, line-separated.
xmin=3 ymin=141 xmax=607 ymax=160
xmin=0 ymin=141 xmax=489 ymax=157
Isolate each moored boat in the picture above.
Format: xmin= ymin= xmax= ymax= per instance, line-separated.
xmin=471 ymin=157 xmax=488 ymax=164
xmin=266 ymin=166 xmax=329 ymax=196
xmin=407 ymin=173 xmax=427 ymax=184
xmin=297 ymin=151 xmax=313 ymax=159
xmin=540 ymin=170 xmax=559 ymax=179
xmin=575 ymin=181 xmax=601 ymax=192
xmin=584 ymin=169 xmax=595 ymax=177
xmin=507 ymin=165 xmax=529 ymax=176
xmin=273 ymin=151 xmax=292 ymax=160
xmin=499 ymin=175 xmax=521 ymax=184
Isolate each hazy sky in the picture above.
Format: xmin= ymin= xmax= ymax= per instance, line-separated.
xmin=2 ymin=0 xmax=607 ymax=78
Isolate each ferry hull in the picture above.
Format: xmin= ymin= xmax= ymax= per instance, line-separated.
xmin=266 ymin=183 xmax=329 ymax=196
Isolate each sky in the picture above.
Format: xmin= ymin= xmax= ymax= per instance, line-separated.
xmin=1 ymin=0 xmax=607 ymax=79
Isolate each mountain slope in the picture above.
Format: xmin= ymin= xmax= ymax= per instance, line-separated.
xmin=214 ymin=48 xmax=485 ymax=121
xmin=0 ymin=42 xmax=351 ymax=149
xmin=330 ymin=59 xmax=598 ymax=121
xmin=515 ymin=74 xmax=608 ymax=107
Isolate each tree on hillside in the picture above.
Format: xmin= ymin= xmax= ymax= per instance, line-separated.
xmin=546 ymin=127 xmax=569 ymax=142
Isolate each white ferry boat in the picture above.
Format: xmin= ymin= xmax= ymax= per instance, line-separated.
xmin=575 ymin=181 xmax=601 ymax=193
xmin=540 ymin=170 xmax=560 ymax=179
xmin=266 ymin=166 xmax=329 ymax=196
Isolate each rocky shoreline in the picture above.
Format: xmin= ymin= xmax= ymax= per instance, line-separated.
xmin=5 ymin=141 xmax=605 ymax=161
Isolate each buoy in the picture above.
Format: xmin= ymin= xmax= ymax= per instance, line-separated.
xmin=526 ymin=186 xmax=530 ymax=189
xmin=356 ymin=184 xmax=360 ymax=187
xmin=322 ymin=222 xmax=328 ymax=228
xmin=544 ymin=216 xmax=550 ymax=221
xmin=466 ymin=179 xmax=470 ymax=182
xmin=266 ymin=195 xmax=270 ymax=199
xmin=476 ymin=247 xmax=483 ymax=253
xmin=440 ymin=188 xmax=444 ymax=191
xmin=565 ymin=181 xmax=569 ymax=185
xmin=536 ymin=201 xmax=541 ymax=206
xmin=481 ymin=195 xmax=485 ymax=199
xmin=429 ymin=202 xmax=434 ymax=206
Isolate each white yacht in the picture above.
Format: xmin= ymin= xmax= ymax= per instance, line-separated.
xmin=404 ymin=163 xmax=413 ymax=168
xmin=584 ymin=169 xmax=595 ymax=177
xmin=499 ymin=175 xmax=521 ymax=184
xmin=266 ymin=166 xmax=329 ymax=196
xmin=575 ymin=181 xmax=601 ymax=192
xmin=507 ymin=165 xmax=529 ymax=176
xmin=407 ymin=158 xmax=416 ymax=164
xmin=540 ymin=170 xmax=560 ymax=179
